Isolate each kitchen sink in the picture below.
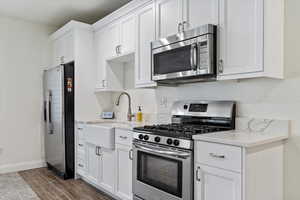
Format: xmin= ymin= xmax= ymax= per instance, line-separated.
xmin=84 ymin=124 xmax=115 ymax=149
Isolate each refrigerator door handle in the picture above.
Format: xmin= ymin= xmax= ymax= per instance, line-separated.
xmin=44 ymin=100 xmax=47 ymax=122
xmin=48 ymin=90 xmax=54 ymax=134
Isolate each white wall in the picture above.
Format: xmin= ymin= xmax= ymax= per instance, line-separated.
xmin=109 ymin=0 xmax=300 ymax=199
xmin=0 ymin=16 xmax=56 ymax=173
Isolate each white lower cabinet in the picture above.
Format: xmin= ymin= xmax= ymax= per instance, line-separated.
xmin=115 ymin=144 xmax=133 ymax=200
xmin=98 ymin=148 xmax=116 ymax=193
xmin=194 ymin=140 xmax=284 ymax=200
xmin=195 ymin=163 xmax=241 ymax=200
xmin=76 ymin=126 xmax=133 ymax=200
xmin=85 ymin=142 xmax=100 ymax=185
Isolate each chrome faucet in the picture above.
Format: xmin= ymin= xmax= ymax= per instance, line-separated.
xmin=115 ymin=92 xmax=134 ymax=121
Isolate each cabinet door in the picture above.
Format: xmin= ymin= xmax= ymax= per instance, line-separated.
xmin=135 ymin=3 xmax=157 ymax=88
xmin=85 ymin=143 xmax=99 ymax=185
xmin=183 ymin=0 xmax=219 ymax=30
xmin=194 ymin=163 xmax=241 ymax=200
xmin=52 ymin=37 xmax=63 ymax=66
xmin=120 ymin=14 xmax=136 ymax=54
xmin=98 ymin=148 xmax=115 ymax=193
xmin=155 ymin=0 xmax=183 ymax=38
xmin=95 ymin=29 xmax=107 ymax=89
xmin=115 ymin=144 xmax=133 ymax=200
xmin=62 ymin=31 xmax=74 ymax=64
xmin=106 ymin=22 xmax=120 ymax=59
xmin=218 ymin=0 xmax=263 ymax=76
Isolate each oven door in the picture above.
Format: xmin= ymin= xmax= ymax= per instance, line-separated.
xmin=133 ymin=141 xmax=193 ymax=200
xmin=152 ymin=38 xmax=199 ymax=81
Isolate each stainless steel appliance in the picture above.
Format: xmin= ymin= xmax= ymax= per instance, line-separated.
xmin=132 ymin=100 xmax=236 ymax=200
xmin=151 ymin=24 xmax=217 ymax=84
xmin=43 ymin=62 xmax=75 ymax=179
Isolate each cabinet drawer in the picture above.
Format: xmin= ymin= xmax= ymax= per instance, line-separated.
xmin=77 ymin=142 xmax=85 ymax=154
xmin=115 ymin=129 xmax=133 ymax=146
xmin=77 ymin=157 xmax=85 ymax=170
xmin=195 ymin=141 xmax=242 ymax=172
xmin=77 ymin=125 xmax=85 ymax=140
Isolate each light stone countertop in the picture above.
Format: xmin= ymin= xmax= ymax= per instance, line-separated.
xmin=76 ymin=119 xmax=149 ymax=130
xmin=193 ymin=118 xmax=290 ymax=148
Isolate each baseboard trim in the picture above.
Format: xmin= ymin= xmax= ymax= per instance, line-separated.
xmin=0 ymin=160 xmax=46 ymax=174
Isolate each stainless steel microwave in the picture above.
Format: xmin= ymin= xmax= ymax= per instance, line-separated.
xmin=151 ymin=24 xmax=217 ymax=84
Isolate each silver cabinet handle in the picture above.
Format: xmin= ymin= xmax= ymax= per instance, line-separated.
xmin=129 ymin=149 xmax=133 ymax=160
xmin=96 ymin=146 xmax=101 ymax=156
xmin=178 ymin=22 xmax=183 ymax=33
xmin=119 ymin=136 xmax=128 ymax=140
xmin=209 ymin=153 xmax=225 ymax=159
xmin=218 ymin=59 xmax=224 ymax=74
xmin=118 ymin=45 xmax=122 ymax=55
xmin=182 ymin=21 xmax=188 ymax=31
xmin=77 ymin=127 xmax=83 ymax=130
xmin=60 ymin=56 xmax=65 ymax=64
xmin=115 ymin=46 xmax=118 ymax=55
xmin=196 ymin=166 xmax=201 ymax=182
xmin=78 ymin=143 xmax=84 ymax=147
xmin=78 ymin=164 xmax=84 ymax=167
xmin=190 ymin=43 xmax=198 ymax=70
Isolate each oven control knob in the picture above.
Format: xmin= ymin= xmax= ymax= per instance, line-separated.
xmin=173 ymin=140 xmax=180 ymax=146
xmin=183 ymin=105 xmax=188 ymax=110
xmin=138 ymin=134 xmax=144 ymax=140
xmin=154 ymin=137 xmax=161 ymax=143
xmin=144 ymin=135 xmax=149 ymax=141
xmin=166 ymin=138 xmax=173 ymax=145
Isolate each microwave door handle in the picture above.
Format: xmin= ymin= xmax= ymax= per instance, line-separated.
xmin=190 ymin=43 xmax=198 ymax=70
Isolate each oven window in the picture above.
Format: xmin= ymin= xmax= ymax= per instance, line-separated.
xmin=137 ymin=151 xmax=183 ymax=198
xmin=154 ymin=45 xmax=192 ymax=75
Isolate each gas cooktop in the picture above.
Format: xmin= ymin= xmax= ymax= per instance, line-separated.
xmin=133 ymin=101 xmax=236 ymax=150
xmin=133 ymin=124 xmax=232 ymax=140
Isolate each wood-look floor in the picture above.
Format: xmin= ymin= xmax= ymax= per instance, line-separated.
xmin=19 ymin=168 xmax=114 ymax=200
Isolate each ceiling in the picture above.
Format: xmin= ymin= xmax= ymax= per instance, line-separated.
xmin=0 ymin=0 xmax=131 ymax=27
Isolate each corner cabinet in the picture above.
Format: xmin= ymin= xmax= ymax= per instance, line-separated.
xmin=135 ymin=3 xmax=157 ymax=88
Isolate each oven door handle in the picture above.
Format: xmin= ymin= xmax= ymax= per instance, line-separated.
xmin=134 ymin=143 xmax=191 ymax=158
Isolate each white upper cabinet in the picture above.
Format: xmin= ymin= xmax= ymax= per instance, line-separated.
xmin=135 ymin=3 xmax=157 ymax=88
xmin=155 ymin=0 xmax=182 ymax=38
xmin=106 ymin=22 xmax=121 ymax=59
xmin=195 ymin=164 xmax=242 ymax=200
xmin=106 ymin=15 xmax=136 ymax=59
xmin=95 ymin=29 xmax=109 ymax=90
xmin=218 ymin=0 xmax=264 ymax=77
xmin=183 ymin=0 xmax=219 ymax=30
xmin=52 ymin=31 xmax=74 ymax=66
xmin=120 ymin=14 xmax=136 ymax=55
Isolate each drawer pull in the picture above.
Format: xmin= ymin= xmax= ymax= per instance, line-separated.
xmin=78 ymin=164 xmax=84 ymax=167
xmin=209 ymin=153 xmax=225 ymax=159
xmin=78 ymin=144 xmax=84 ymax=147
xmin=119 ymin=136 xmax=128 ymax=140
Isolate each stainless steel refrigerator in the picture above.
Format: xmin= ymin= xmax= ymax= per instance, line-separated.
xmin=43 ymin=62 xmax=75 ymax=179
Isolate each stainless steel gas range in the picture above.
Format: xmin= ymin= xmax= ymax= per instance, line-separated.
xmin=132 ymin=100 xmax=236 ymax=200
